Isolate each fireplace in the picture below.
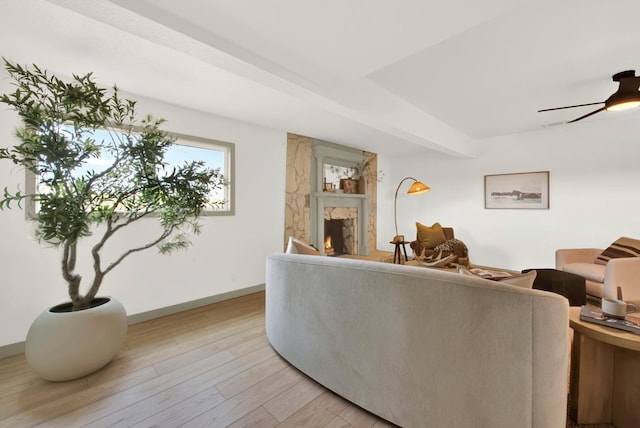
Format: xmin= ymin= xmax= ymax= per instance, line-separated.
xmin=284 ymin=135 xmax=377 ymax=255
xmin=312 ymin=194 xmax=367 ymax=256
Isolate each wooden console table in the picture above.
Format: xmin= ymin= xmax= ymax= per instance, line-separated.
xmin=569 ymin=306 xmax=640 ymax=427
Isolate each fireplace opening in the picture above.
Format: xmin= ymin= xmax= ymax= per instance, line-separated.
xmin=324 ymin=219 xmax=344 ymax=256
xmin=324 ymin=218 xmax=357 ymax=256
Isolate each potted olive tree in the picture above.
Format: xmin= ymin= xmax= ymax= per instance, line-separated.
xmin=0 ymin=59 xmax=226 ymax=381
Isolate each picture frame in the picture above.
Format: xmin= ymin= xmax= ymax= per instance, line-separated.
xmin=484 ymin=171 xmax=549 ymax=209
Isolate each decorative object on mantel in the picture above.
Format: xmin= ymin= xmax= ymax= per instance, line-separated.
xmin=393 ymin=177 xmax=430 ymax=242
xmin=484 ymin=171 xmax=549 ymax=209
xmin=340 ymin=178 xmax=359 ymax=194
xmin=322 ymin=178 xmax=335 ymax=192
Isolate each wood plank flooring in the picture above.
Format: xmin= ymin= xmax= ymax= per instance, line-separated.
xmin=0 ymin=292 xmax=396 ymax=428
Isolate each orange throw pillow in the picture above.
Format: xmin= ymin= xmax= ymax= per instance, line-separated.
xmin=416 ymin=222 xmax=447 ymax=249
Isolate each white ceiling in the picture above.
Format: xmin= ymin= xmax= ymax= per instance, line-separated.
xmin=2 ymin=0 xmax=640 ymax=157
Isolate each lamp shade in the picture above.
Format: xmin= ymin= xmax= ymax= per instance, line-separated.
xmin=407 ymin=181 xmax=430 ymax=195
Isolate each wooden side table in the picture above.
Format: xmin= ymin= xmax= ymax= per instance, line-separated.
xmin=390 ymin=240 xmax=409 ymax=264
xmin=569 ymin=307 xmax=640 ymax=428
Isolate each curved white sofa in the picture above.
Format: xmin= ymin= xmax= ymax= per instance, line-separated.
xmin=266 ymin=253 xmax=569 ymax=427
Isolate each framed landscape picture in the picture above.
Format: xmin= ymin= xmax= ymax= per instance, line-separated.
xmin=484 ymin=171 xmax=549 ymax=209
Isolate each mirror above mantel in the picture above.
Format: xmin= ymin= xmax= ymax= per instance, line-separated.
xmin=313 ymin=142 xmax=372 ymax=195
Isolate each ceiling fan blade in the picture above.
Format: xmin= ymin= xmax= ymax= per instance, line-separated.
xmin=538 ymin=101 xmax=604 ymax=112
xmin=567 ymin=106 xmax=606 ymax=123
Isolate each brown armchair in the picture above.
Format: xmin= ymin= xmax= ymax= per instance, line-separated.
xmin=409 ymin=224 xmax=469 ymax=265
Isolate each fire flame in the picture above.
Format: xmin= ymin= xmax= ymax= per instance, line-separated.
xmin=324 ymin=236 xmax=335 ymax=255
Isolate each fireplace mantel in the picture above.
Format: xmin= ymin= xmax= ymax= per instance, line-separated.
xmin=313 ymin=192 xmax=368 ymax=200
xmin=309 ymin=142 xmax=372 ymax=256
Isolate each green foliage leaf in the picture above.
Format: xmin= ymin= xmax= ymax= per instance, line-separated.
xmin=0 ymin=58 xmax=227 ymax=305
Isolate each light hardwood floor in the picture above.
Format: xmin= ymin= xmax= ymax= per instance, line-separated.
xmin=0 ymin=292 xmax=396 ymax=428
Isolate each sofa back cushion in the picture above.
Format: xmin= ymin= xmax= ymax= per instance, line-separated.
xmin=562 ymin=262 xmax=606 ymax=283
xmin=595 ymin=236 xmax=640 ymax=265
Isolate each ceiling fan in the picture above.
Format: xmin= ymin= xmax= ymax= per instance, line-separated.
xmin=538 ymin=70 xmax=640 ymax=123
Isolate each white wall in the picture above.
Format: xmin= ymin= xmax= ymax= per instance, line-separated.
xmin=380 ymin=116 xmax=640 ymax=271
xmin=0 ymin=87 xmax=286 ymax=347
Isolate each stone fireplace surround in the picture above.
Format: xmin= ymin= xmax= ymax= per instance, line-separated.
xmin=285 ymin=134 xmax=377 ymax=255
xmin=324 ymin=208 xmax=358 ymax=255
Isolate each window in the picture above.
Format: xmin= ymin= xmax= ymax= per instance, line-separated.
xmin=26 ymin=128 xmax=235 ymax=217
xmin=169 ymin=132 xmax=235 ymax=216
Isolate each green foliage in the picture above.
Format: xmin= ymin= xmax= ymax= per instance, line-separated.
xmin=0 ymin=59 xmax=226 ymax=310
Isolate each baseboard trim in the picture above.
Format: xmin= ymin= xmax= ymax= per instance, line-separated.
xmin=0 ymin=342 xmax=25 ymax=360
xmin=0 ymin=284 xmax=265 ymax=360
xmin=126 ymin=284 xmax=265 ymax=325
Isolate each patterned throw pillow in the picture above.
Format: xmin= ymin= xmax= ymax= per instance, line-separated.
xmin=434 ymin=238 xmax=468 ymax=254
xmin=595 ymin=236 xmax=640 ymax=265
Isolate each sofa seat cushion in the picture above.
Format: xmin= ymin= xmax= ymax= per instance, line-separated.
xmin=562 ymin=262 xmax=605 ymax=283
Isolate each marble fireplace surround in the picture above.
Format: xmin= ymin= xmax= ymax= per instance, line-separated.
xmin=285 ymin=134 xmax=377 ymax=255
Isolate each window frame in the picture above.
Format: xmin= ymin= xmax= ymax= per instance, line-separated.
xmin=169 ymin=131 xmax=235 ymax=217
xmin=24 ymin=128 xmax=235 ymax=218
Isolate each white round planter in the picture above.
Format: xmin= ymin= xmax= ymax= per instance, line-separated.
xmin=25 ymin=297 xmax=127 ymax=381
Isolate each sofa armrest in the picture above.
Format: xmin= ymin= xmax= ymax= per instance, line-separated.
xmin=603 ymin=257 xmax=640 ymax=301
xmin=555 ymin=248 xmax=602 ymax=270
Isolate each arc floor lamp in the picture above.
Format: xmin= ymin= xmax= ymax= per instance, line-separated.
xmin=394 ymin=177 xmax=430 ymax=242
